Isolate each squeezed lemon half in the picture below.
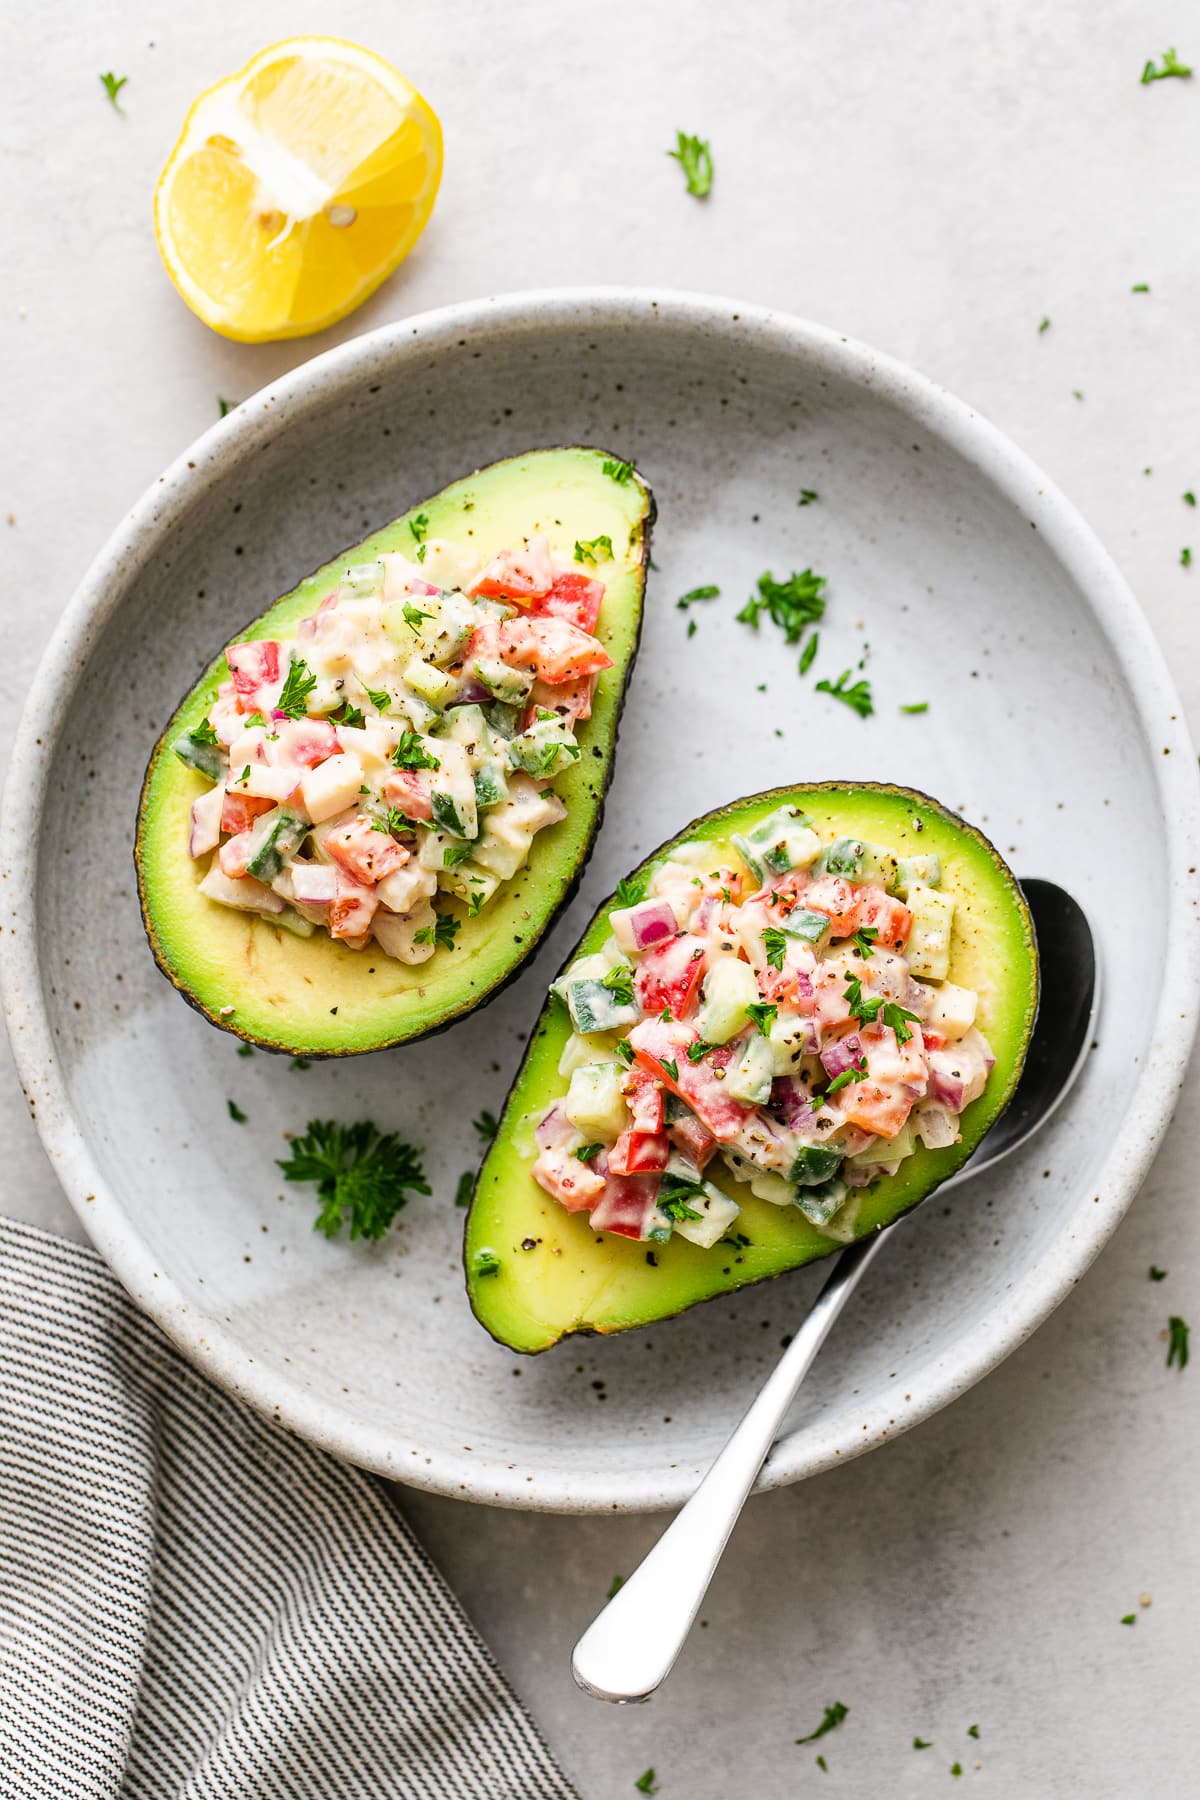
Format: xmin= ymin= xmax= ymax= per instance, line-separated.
xmin=154 ymin=36 xmax=443 ymax=342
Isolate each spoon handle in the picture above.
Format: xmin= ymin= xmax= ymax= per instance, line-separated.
xmin=571 ymin=1230 xmax=886 ymax=1703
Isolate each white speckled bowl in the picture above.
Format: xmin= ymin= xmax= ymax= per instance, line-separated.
xmin=3 ymin=290 xmax=1198 ymax=1512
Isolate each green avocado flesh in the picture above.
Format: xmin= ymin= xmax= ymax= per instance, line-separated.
xmin=136 ymin=447 xmax=654 ymax=1054
xmin=466 ymin=783 xmax=1038 ymax=1353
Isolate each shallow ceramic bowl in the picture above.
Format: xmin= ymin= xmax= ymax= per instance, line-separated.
xmin=3 ymin=291 xmax=1198 ymax=1512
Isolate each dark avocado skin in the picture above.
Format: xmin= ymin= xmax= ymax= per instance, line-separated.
xmin=465 ymin=782 xmax=1039 ymax=1354
xmin=134 ymin=447 xmax=655 ymax=1056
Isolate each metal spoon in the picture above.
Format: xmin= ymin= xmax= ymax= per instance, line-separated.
xmin=572 ymin=878 xmax=1097 ymax=1704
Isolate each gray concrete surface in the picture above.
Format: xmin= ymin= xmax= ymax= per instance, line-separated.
xmin=3 ymin=3 xmax=1197 ymax=1794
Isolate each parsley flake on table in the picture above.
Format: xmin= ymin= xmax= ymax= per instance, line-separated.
xmin=1121 ymin=1614 xmax=1136 ymax=1625
xmin=607 ymin=1574 xmax=625 ymax=1599
xmin=798 ymin=633 xmax=820 ymax=676
xmin=816 ymin=1754 xmax=828 ymax=1771
xmin=1182 ymin=548 xmax=1193 ymax=568
xmin=1141 ymin=47 xmax=1192 ymax=83
xmin=1167 ymin=1315 xmax=1190 ymax=1368
xmin=816 ymin=668 xmax=874 ymax=718
xmin=951 ymin=1763 xmax=963 ymax=1778
xmin=677 ymin=583 xmax=720 ymax=610
xmin=796 ymin=1700 xmax=849 ymax=1744
xmin=900 ymin=700 xmax=928 ymax=714
xmin=1185 ymin=493 xmax=1197 ymax=508
xmin=798 ymin=488 xmax=820 ymax=506
xmin=472 ymin=1110 xmax=500 ymax=1144
xmin=454 ymin=1171 xmax=473 ymax=1207
xmin=633 ymin=1771 xmax=658 ymax=1795
xmin=913 ymin=1738 xmax=933 ymax=1750
xmin=278 ymin=1120 xmax=430 ymax=1241
xmin=275 ymin=657 xmax=317 ymax=719
xmin=737 ymin=567 xmax=827 ymax=644
xmin=218 ymin=397 xmax=239 ymax=417
xmin=227 ymin=1099 xmax=247 ymax=1123
xmin=236 ymin=1044 xmax=254 ymax=1059
xmin=290 ymin=1057 xmax=311 ymax=1072
xmin=668 ymin=129 xmax=713 ymax=197
xmin=1150 ymin=1265 xmax=1168 ymax=1280
xmin=967 ymin=1725 xmax=980 ymax=1740
xmin=1131 ymin=283 xmax=1151 ymax=294
xmin=1038 ymin=316 xmax=1051 ymax=334
xmin=100 ymin=71 xmax=128 ymax=110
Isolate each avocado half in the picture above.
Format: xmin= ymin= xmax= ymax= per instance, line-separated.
xmin=135 ymin=447 xmax=655 ymax=1054
xmin=466 ymin=782 xmax=1039 ymax=1353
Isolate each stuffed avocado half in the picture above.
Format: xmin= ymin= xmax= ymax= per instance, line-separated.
xmin=466 ymin=783 xmax=1038 ymax=1354
xmin=136 ymin=446 xmax=655 ymax=1054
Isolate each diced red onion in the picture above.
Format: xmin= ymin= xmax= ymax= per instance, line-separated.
xmin=837 ymin=1125 xmax=877 ymax=1158
xmin=843 ymin=1160 xmax=878 ymax=1188
xmin=928 ymin=1064 xmax=968 ymax=1113
xmin=290 ymin=863 xmax=337 ymax=906
xmin=912 ymin=1103 xmax=959 ymax=1149
xmin=772 ymin=1077 xmax=817 ymax=1132
xmin=821 ymin=1032 xmax=864 ymax=1078
xmin=626 ymin=899 xmax=678 ymax=951
xmin=535 ymin=1104 xmax=578 ymax=1153
xmin=450 ymin=678 xmax=493 ymax=707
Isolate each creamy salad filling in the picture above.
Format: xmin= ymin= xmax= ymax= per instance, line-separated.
xmin=174 ymin=535 xmax=614 ymax=963
xmin=531 ymin=807 xmax=995 ymax=1247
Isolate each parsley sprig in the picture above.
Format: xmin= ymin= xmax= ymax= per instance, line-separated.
xmin=737 ymin=568 xmax=827 ymax=644
xmin=1167 ymin=1315 xmax=1190 ymax=1369
xmin=668 ymin=130 xmax=713 ymax=197
xmin=278 ymin=1120 xmax=430 ymax=1241
xmin=392 ymin=730 xmax=440 ymax=771
xmin=816 ymin=668 xmax=874 ymax=719
xmin=100 ymin=71 xmax=128 ymax=109
xmin=602 ymin=458 xmax=634 ymax=485
xmin=677 ymin=584 xmax=720 ymax=611
xmin=746 ymin=1001 xmax=778 ymax=1035
xmin=796 ymin=1701 xmax=849 ymax=1744
xmin=1141 ymin=47 xmax=1192 ymax=82
xmin=602 ymin=965 xmax=635 ymax=1007
xmin=414 ymin=914 xmax=460 ymax=951
xmin=842 ymin=975 xmax=921 ymax=1043
xmin=575 ymin=535 xmax=613 ymax=565
xmin=276 ymin=657 xmax=317 ymax=719
xmin=762 ymin=927 xmax=788 ymax=972
xmin=188 ymin=717 xmax=219 ymax=746
xmin=613 ymin=872 xmax=648 ymax=908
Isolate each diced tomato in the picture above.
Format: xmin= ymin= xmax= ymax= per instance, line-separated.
xmin=837 ymin=1022 xmax=926 ymax=1137
xmin=799 ymin=874 xmax=865 ymax=936
xmin=608 ymin=1130 xmax=670 ymax=1176
xmin=325 ymin=816 xmax=409 ymax=885
xmin=469 ymin=541 xmax=554 ymax=601
xmin=524 ymin=674 xmax=595 ymax=726
xmin=747 ymin=868 xmax=810 ymax=911
xmin=464 ymin=614 xmax=503 ymax=664
xmin=531 ymin=1146 xmax=606 ymax=1211
xmin=620 ymin=1069 xmax=664 ymax=1134
xmin=589 ymin=1168 xmax=662 ymax=1239
xmin=271 ymin=717 xmax=338 ymax=769
xmin=328 ymin=870 xmax=378 ymax=940
xmin=627 ymin=1018 xmax=753 ymax=1143
xmin=810 ymin=961 xmax=853 ymax=1032
xmin=226 ymin=640 xmax=284 ymax=713
xmin=529 ymin=571 xmax=604 ymax=633
xmin=382 ymin=769 xmax=434 ymax=821
xmin=852 ymin=888 xmax=913 ymax=951
xmin=632 ymin=934 xmax=707 ymax=1020
xmin=497 ymin=615 xmax=613 ymax=685
xmin=667 ymin=1112 xmax=718 ymax=1170
xmin=297 ymin=591 xmax=339 ymax=640
xmin=220 ymin=790 xmax=273 ymax=835
xmin=218 ymin=830 xmax=255 ymax=879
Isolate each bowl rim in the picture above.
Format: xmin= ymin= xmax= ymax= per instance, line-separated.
xmin=4 ymin=285 xmax=1198 ymax=1513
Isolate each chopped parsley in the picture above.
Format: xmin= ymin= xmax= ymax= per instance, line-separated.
xmin=816 ymin=668 xmax=874 ymax=719
xmin=227 ymin=1099 xmax=247 ymax=1123
xmin=614 ymin=1039 xmax=635 ymax=1066
xmin=440 ymin=839 xmax=475 ymax=867
xmin=662 ymin=1196 xmax=702 ymax=1222
xmin=607 ymin=1574 xmax=625 ymax=1599
xmin=218 ymin=397 xmax=238 ymax=417
xmin=409 ymin=511 xmax=430 ymax=544
xmin=236 ymin=1044 xmax=254 ymax=1059
xmin=668 ymin=129 xmax=713 ymax=197
xmin=798 ymin=633 xmax=819 ymax=676
xmin=413 ymin=914 xmax=460 ymax=951
xmin=798 ymin=488 xmax=819 ymax=506
xmin=188 ymin=716 xmax=220 ymax=746
xmin=1185 ymin=492 xmax=1197 ymax=508
xmin=365 ymin=685 xmax=391 ymax=712
xmin=602 ymin=965 xmax=635 ymax=1007
xmin=575 ymin=1143 xmax=604 ymax=1163
xmin=951 ymin=1764 xmax=963 ymax=1778
xmin=1182 ymin=547 xmax=1192 ymax=568
xmin=737 ymin=567 xmax=827 ymax=644
xmin=852 ymin=925 xmax=879 ymax=958
xmin=1121 ymin=1613 xmax=1137 ymax=1625
xmin=816 ymin=1755 xmax=828 ymax=1772
xmin=913 ymin=1738 xmax=933 ymax=1750
xmin=575 ymin=535 xmax=613 ymax=565
xmin=634 ymin=1771 xmax=658 ymax=1796
xmin=746 ymin=1001 xmax=778 ymax=1035
xmin=392 ymin=730 xmax=440 ymax=771
xmin=677 ymin=584 xmax=720 ymax=610
xmin=763 ymin=927 xmax=788 ymax=971
xmin=687 ymin=1040 xmax=714 ymax=1063
xmin=276 ymin=657 xmax=317 ymax=719
xmin=100 ymin=71 xmax=128 ymax=109
xmin=796 ymin=1701 xmax=849 ymax=1744
xmin=967 ymin=1726 xmax=980 ymax=1740
xmin=277 ymin=1119 xmax=430 ymax=1241
xmin=1131 ymin=283 xmax=1151 ymax=293
xmin=472 ymin=1250 xmax=501 ymax=1278
xmin=472 ymin=1110 xmax=500 ymax=1143
xmin=899 ymin=701 xmax=928 ymax=714
xmin=454 ymin=1171 xmax=473 ymax=1207
xmin=602 ymin=458 xmax=634 ymax=485
xmin=291 ymin=1058 xmax=311 ymax=1072
xmin=660 ymin=1058 xmax=680 ymax=1083
xmin=1167 ymin=1315 xmax=1190 ymax=1369
xmin=825 ymin=1060 xmax=868 ymax=1097
xmin=402 ymin=603 xmax=434 ymax=630
xmin=613 ymin=872 xmax=648 ymax=908
xmin=1038 ymin=316 xmax=1051 ymax=333
xmin=332 ymin=700 xmax=365 ymax=729
xmin=1150 ymin=1265 xmax=1168 ymax=1281
xmin=1141 ymin=47 xmax=1192 ymax=82
xmin=238 ymin=765 xmax=251 ymax=786
xmin=687 ymin=619 xmax=697 ymax=638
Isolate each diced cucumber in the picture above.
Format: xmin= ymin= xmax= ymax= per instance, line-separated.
xmin=340 ymin=561 xmax=385 ymax=601
xmin=403 ymin=658 xmax=460 ymax=710
xmin=563 ymin=978 xmax=641 ymax=1036
xmin=778 ymin=907 xmax=831 ymax=949
xmin=246 ymin=810 xmax=307 ymax=882
xmin=923 ymin=980 xmax=977 ymax=1042
xmin=644 ymin=1207 xmax=675 ymax=1244
xmin=438 ymin=860 xmax=500 ymax=913
xmin=730 ymin=805 xmax=820 ymax=883
xmin=384 ymin=593 xmax=474 ymax=665
xmin=564 ymin=1063 xmax=629 ymax=1138
xmin=905 ymin=883 xmax=955 ymax=981
xmin=474 ymin=763 xmax=509 ymax=809
xmin=794 ymin=1177 xmax=849 ymax=1227
xmin=818 ymin=838 xmax=898 ymax=889
xmin=849 ymin=1122 xmax=916 ymax=1166
xmin=473 ymin=656 xmax=534 ymax=704
xmin=558 ymin=1032 xmax=606 ymax=1078
xmin=894 ymin=852 xmax=942 ymax=899
xmin=507 ymin=711 xmax=581 ymax=779
xmin=724 ymin=1032 xmax=775 ymax=1105
xmin=429 ymin=740 xmax=479 ymax=839
xmin=669 ymin=1180 xmax=741 ymax=1249
xmin=172 ymin=729 xmax=225 ymax=782
xmin=483 ymin=700 xmax=522 ymax=739
xmin=431 ymin=791 xmax=478 ymax=839
xmin=721 ymin=1152 xmax=795 ymax=1206
xmin=273 ymin=905 xmax=316 ymax=939
xmin=766 ymin=1010 xmax=815 ymax=1074
xmin=789 ymin=1143 xmax=845 ymax=1187
xmin=697 ymin=957 xmax=760 ymax=1044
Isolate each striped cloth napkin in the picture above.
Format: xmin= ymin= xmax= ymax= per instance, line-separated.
xmin=0 ymin=1216 xmax=579 ymax=1800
